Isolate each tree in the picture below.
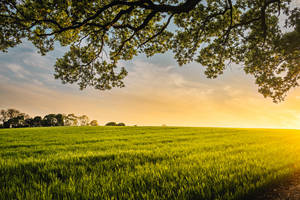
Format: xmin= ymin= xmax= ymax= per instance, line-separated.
xmin=33 ymin=116 xmax=42 ymax=127
xmin=64 ymin=114 xmax=78 ymax=126
xmin=4 ymin=115 xmax=26 ymax=128
xmin=6 ymin=109 xmax=22 ymax=119
xmin=105 ymin=122 xmax=117 ymax=126
xmin=90 ymin=120 xmax=99 ymax=126
xmin=0 ymin=109 xmax=7 ymax=125
xmin=78 ymin=115 xmax=89 ymax=126
xmin=55 ymin=114 xmax=64 ymax=126
xmin=0 ymin=108 xmax=21 ymax=124
xmin=42 ymin=114 xmax=58 ymax=126
xmin=0 ymin=108 xmax=31 ymax=128
xmin=25 ymin=118 xmax=34 ymax=127
xmin=117 ymin=122 xmax=126 ymax=126
xmin=1 ymin=1 xmax=299 ymax=102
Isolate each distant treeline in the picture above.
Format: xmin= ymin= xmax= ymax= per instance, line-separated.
xmin=0 ymin=108 xmax=125 ymax=128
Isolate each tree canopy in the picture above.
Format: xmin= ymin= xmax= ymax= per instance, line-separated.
xmin=1 ymin=0 xmax=299 ymax=102
xmin=0 ymin=108 xmax=98 ymax=128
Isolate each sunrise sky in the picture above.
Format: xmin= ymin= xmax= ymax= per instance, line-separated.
xmin=1 ymin=1 xmax=300 ymax=129
xmin=1 ymin=40 xmax=300 ymax=129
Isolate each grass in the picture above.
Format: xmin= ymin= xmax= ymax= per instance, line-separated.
xmin=1 ymin=126 xmax=300 ymax=199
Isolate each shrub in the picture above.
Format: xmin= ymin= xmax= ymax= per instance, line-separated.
xmin=90 ymin=120 xmax=98 ymax=126
xmin=105 ymin=122 xmax=117 ymax=126
xmin=117 ymin=123 xmax=125 ymax=126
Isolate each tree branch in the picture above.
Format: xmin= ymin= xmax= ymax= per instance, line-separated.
xmin=140 ymin=14 xmax=174 ymax=47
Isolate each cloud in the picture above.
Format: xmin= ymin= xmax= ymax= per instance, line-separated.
xmin=23 ymin=52 xmax=53 ymax=70
xmin=125 ymin=60 xmax=213 ymax=95
xmin=0 ymin=41 xmax=67 ymax=90
xmin=4 ymin=63 xmax=31 ymax=79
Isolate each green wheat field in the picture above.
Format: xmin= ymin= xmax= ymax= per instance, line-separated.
xmin=1 ymin=126 xmax=300 ymax=199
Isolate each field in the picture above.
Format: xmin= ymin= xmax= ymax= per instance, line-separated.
xmin=1 ymin=126 xmax=300 ymax=200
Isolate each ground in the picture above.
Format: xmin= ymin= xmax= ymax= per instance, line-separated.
xmin=1 ymin=126 xmax=300 ymax=199
xmin=256 ymin=171 xmax=300 ymax=200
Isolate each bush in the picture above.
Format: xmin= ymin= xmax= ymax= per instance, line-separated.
xmin=105 ymin=122 xmax=117 ymax=126
xmin=90 ymin=120 xmax=98 ymax=126
xmin=117 ymin=123 xmax=125 ymax=126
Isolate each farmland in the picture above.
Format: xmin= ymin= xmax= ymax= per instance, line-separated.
xmin=1 ymin=126 xmax=300 ymax=199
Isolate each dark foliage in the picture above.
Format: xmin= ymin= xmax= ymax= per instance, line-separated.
xmin=1 ymin=1 xmax=299 ymax=102
xmin=0 ymin=108 xmax=127 ymax=129
xmin=0 ymin=109 xmax=67 ymax=128
xmin=105 ymin=122 xmax=117 ymax=126
xmin=33 ymin=116 xmax=42 ymax=127
xmin=105 ymin=122 xmax=126 ymax=126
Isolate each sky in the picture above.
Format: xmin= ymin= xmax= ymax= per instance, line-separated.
xmin=1 ymin=1 xmax=300 ymax=128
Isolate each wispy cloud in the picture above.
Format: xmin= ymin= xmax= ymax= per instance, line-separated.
xmin=4 ymin=63 xmax=31 ymax=79
xmin=22 ymin=52 xmax=52 ymax=70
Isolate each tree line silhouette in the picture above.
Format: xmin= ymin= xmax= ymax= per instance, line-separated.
xmin=0 ymin=108 xmax=125 ymax=128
